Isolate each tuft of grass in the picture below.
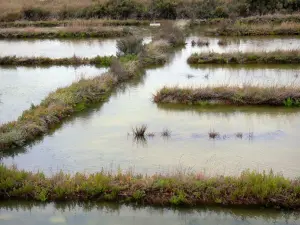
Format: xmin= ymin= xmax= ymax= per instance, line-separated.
xmin=236 ymin=132 xmax=243 ymax=139
xmin=132 ymin=125 xmax=147 ymax=138
xmin=1 ymin=165 xmax=300 ymax=209
xmin=187 ymin=50 xmax=300 ymax=64
xmin=161 ymin=128 xmax=171 ymax=137
xmin=209 ymin=130 xmax=219 ymax=139
xmin=153 ymin=85 xmax=300 ymax=106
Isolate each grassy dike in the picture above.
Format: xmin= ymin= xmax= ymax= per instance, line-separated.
xmin=0 ymin=35 xmax=177 ymax=151
xmin=0 ymin=165 xmax=299 ymax=209
xmin=0 ymin=27 xmax=131 ymax=39
xmin=187 ymin=51 xmax=300 ymax=64
xmin=208 ymin=22 xmax=300 ymax=36
xmin=0 ymin=20 xmax=150 ymax=28
xmin=153 ymin=86 xmax=300 ymax=106
xmin=0 ymin=55 xmax=113 ymax=66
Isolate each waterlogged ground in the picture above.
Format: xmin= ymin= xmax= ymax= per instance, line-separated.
xmin=2 ymin=37 xmax=300 ymax=177
xmin=0 ymin=66 xmax=107 ymax=124
xmin=1 ymin=201 xmax=300 ymax=225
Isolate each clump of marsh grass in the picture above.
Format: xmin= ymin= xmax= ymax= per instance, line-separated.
xmin=116 ymin=36 xmax=144 ymax=56
xmin=209 ymin=130 xmax=219 ymax=139
xmin=132 ymin=125 xmax=148 ymax=138
xmin=161 ymin=128 xmax=171 ymax=137
xmin=236 ymin=132 xmax=243 ymax=139
xmin=217 ymin=39 xmax=229 ymax=46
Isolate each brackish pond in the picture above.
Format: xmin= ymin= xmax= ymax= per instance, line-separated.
xmin=0 ymin=66 xmax=107 ymax=124
xmin=1 ymin=201 xmax=299 ymax=225
xmin=0 ymin=39 xmax=118 ymax=58
xmin=0 ymin=37 xmax=151 ymax=58
xmin=2 ymin=37 xmax=300 ymax=177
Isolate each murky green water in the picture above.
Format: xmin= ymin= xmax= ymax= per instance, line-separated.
xmin=0 ymin=66 xmax=107 ymax=124
xmin=0 ymin=201 xmax=299 ymax=225
xmin=2 ymin=37 xmax=300 ymax=177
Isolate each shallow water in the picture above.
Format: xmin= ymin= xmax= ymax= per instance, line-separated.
xmin=0 ymin=37 xmax=152 ymax=58
xmin=2 ymin=37 xmax=300 ymax=177
xmin=0 ymin=39 xmax=117 ymax=58
xmin=0 ymin=201 xmax=300 ymax=225
xmin=0 ymin=66 xmax=107 ymax=124
xmin=0 ymin=35 xmax=299 ymax=59
xmin=189 ymin=35 xmax=300 ymax=53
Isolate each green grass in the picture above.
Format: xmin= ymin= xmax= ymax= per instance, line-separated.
xmin=187 ymin=51 xmax=300 ymax=64
xmin=0 ymin=55 xmax=113 ymax=66
xmin=1 ymin=165 xmax=299 ymax=209
xmin=154 ymin=86 xmax=300 ymax=106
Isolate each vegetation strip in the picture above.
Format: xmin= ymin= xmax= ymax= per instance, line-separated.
xmin=0 ymin=25 xmax=184 ymax=151
xmin=0 ymin=56 xmax=113 ymax=66
xmin=187 ymin=51 xmax=300 ymax=64
xmin=153 ymin=86 xmax=300 ymax=106
xmin=0 ymin=165 xmax=299 ymax=209
xmin=0 ymin=27 xmax=131 ymax=39
xmin=207 ymin=22 xmax=300 ymax=36
xmin=0 ymin=20 xmax=149 ymax=28
xmin=1 ymin=0 xmax=299 ymax=22
xmin=196 ymin=14 xmax=300 ymax=25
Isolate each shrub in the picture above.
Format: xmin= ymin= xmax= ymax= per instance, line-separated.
xmin=116 ymin=36 xmax=144 ymax=56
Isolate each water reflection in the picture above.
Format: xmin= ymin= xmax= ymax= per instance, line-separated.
xmin=0 ymin=201 xmax=299 ymax=225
